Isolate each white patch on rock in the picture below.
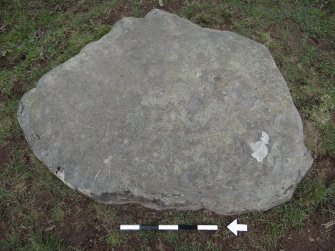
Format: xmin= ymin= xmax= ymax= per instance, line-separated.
xmin=95 ymin=155 xmax=114 ymax=180
xmin=56 ymin=169 xmax=65 ymax=181
xmin=250 ymin=131 xmax=270 ymax=162
xmin=77 ymin=187 xmax=92 ymax=196
xmin=104 ymin=155 xmax=113 ymax=166
xmin=55 ymin=169 xmax=75 ymax=189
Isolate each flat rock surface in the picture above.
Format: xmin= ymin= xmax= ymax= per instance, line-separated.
xmin=18 ymin=9 xmax=313 ymax=214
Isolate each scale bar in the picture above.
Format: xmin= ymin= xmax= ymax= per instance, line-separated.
xmin=120 ymin=225 xmax=140 ymax=230
xmin=198 ymin=225 xmax=218 ymax=230
xmin=158 ymin=225 xmax=179 ymax=230
xmin=120 ymin=224 xmax=218 ymax=231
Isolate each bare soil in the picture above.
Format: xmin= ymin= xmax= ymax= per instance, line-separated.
xmin=0 ymin=143 xmax=11 ymax=170
xmin=281 ymin=213 xmax=335 ymax=251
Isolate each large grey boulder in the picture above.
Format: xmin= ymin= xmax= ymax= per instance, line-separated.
xmin=18 ymin=9 xmax=313 ymax=214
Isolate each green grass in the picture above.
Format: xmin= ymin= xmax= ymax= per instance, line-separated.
xmin=161 ymin=231 xmax=179 ymax=244
xmin=326 ymin=181 xmax=335 ymax=214
xmin=0 ymin=232 xmax=66 ymax=251
xmin=50 ymin=205 xmax=64 ymax=223
xmin=27 ymin=232 xmax=65 ymax=251
xmin=0 ymin=0 xmax=334 ymax=250
xmin=131 ymin=0 xmax=143 ymax=17
xmin=181 ymin=1 xmax=229 ymax=28
xmin=175 ymin=241 xmax=201 ymax=251
xmin=0 ymin=186 xmax=16 ymax=203
xmin=106 ymin=230 xmax=129 ymax=247
xmin=0 ymin=233 xmax=21 ymax=251
xmin=292 ymin=6 xmax=335 ymax=39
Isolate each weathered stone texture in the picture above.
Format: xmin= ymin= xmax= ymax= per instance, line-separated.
xmin=18 ymin=9 xmax=313 ymax=214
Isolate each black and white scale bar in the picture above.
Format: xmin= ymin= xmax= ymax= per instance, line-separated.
xmin=120 ymin=225 xmax=218 ymax=231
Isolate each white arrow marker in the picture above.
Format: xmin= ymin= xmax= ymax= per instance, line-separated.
xmin=227 ymin=219 xmax=248 ymax=236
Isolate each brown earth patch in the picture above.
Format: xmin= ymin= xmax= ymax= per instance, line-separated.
xmin=0 ymin=52 xmax=26 ymax=70
xmin=316 ymin=157 xmax=335 ymax=185
xmin=0 ymin=142 xmax=11 ymax=170
xmin=284 ymin=19 xmax=305 ymax=55
xmin=57 ymin=198 xmax=109 ymax=249
xmin=10 ymin=81 xmax=25 ymax=98
xmin=107 ymin=0 xmax=182 ymax=25
xmin=107 ymin=0 xmax=133 ymax=24
xmin=0 ymin=201 xmax=10 ymax=242
xmin=154 ymin=0 xmax=183 ymax=13
xmin=281 ymin=213 xmax=335 ymax=251
xmin=0 ymin=91 xmax=7 ymax=103
xmin=0 ymin=144 xmax=12 ymax=242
